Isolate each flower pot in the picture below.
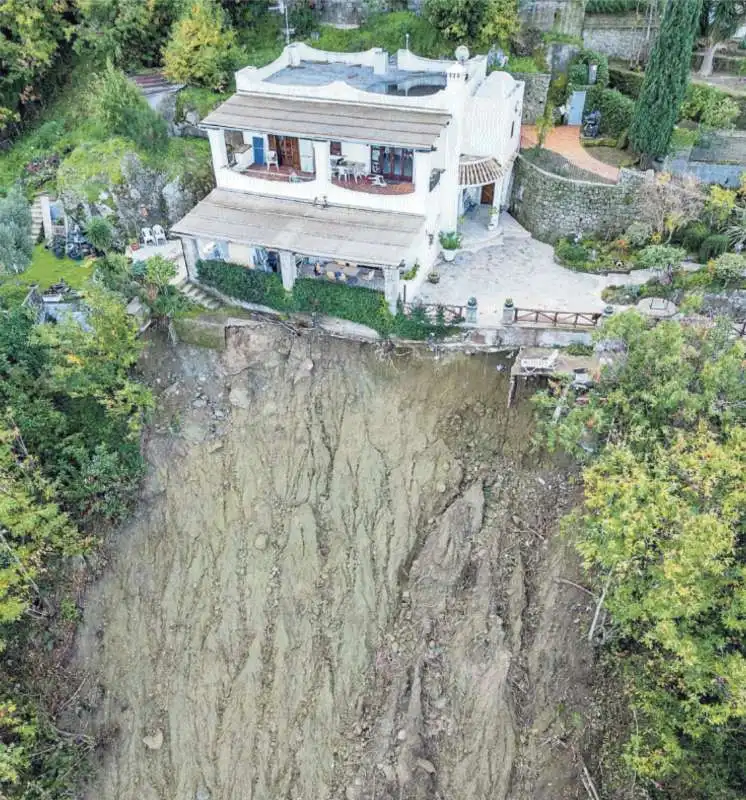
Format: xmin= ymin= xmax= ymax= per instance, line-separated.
xmin=442 ymin=249 xmax=456 ymax=262
xmin=427 ymin=273 xmax=440 ymax=284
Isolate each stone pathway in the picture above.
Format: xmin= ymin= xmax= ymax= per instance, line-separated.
xmin=416 ymin=230 xmax=688 ymax=327
xmin=521 ymin=125 xmax=621 ymax=183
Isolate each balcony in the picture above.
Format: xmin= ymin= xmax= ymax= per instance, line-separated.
xmin=330 ymin=176 xmax=414 ymax=196
xmin=238 ymin=163 xmax=315 ymax=183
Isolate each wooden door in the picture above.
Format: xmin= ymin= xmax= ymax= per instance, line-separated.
xmin=480 ymin=183 xmax=495 ymax=205
xmin=280 ymin=136 xmax=300 ymax=169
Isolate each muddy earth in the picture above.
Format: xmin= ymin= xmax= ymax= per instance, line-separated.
xmin=74 ymin=320 xmax=596 ymax=800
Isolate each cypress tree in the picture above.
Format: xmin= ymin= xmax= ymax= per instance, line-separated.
xmin=628 ymin=0 xmax=703 ymax=167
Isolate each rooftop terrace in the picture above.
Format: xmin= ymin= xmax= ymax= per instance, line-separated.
xmin=264 ymin=60 xmax=446 ymax=96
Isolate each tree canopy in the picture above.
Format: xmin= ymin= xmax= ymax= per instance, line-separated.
xmin=537 ymin=312 xmax=746 ymax=799
xmin=163 ymin=0 xmax=239 ymax=90
xmin=0 ymin=186 xmax=33 ymax=275
xmin=628 ymin=0 xmax=703 ymax=165
xmin=423 ymin=0 xmax=519 ymax=48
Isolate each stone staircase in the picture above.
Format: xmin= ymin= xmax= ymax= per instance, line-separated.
xmin=31 ymin=196 xmax=44 ymax=243
xmin=177 ymin=279 xmax=222 ymax=311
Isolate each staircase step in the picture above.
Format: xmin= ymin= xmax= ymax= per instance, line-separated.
xmin=177 ymin=281 xmax=222 ymax=310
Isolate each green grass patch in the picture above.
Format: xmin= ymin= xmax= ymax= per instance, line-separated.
xmin=8 ymin=245 xmax=95 ymax=290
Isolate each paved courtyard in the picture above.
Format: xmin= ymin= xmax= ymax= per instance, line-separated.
xmin=520 ymin=125 xmax=621 ymax=183
xmin=415 ymin=220 xmax=667 ymax=326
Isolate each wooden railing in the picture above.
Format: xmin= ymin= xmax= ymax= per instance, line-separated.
xmin=513 ymin=308 xmax=602 ymax=328
xmin=402 ymin=302 xmax=465 ymax=325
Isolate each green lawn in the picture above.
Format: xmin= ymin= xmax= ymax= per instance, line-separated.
xmin=16 ymin=245 xmax=95 ymax=289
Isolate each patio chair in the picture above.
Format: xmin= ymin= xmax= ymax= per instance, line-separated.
xmin=152 ymin=224 xmax=167 ymax=245
xmin=369 ymin=174 xmax=386 ymax=187
xmin=520 ymin=349 xmax=559 ymax=375
xmin=336 ymin=164 xmax=351 ymax=181
xmin=266 ymin=149 xmax=279 ymax=171
xmin=352 ymin=163 xmax=366 ymax=183
xmin=141 ymin=227 xmax=155 ymax=246
xmin=361 ymin=270 xmax=376 ymax=282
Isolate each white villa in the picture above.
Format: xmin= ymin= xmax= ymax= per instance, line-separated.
xmin=172 ymin=42 xmax=525 ymax=312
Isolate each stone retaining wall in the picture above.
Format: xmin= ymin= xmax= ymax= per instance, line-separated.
xmin=518 ymin=0 xmax=586 ymax=37
xmin=511 ymin=73 xmax=551 ymax=123
xmin=583 ymin=11 xmax=659 ymax=63
xmin=509 ymin=153 xmax=647 ymax=242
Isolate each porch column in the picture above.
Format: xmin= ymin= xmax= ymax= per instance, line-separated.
xmin=279 ymin=249 xmax=297 ymax=292
xmin=208 ymin=129 xmax=228 ymax=174
xmin=383 ymin=265 xmax=400 ymax=315
xmin=181 ymin=236 xmax=200 ymax=281
xmin=413 ymin=151 xmax=432 ymax=207
xmin=312 ymin=140 xmax=331 ymax=193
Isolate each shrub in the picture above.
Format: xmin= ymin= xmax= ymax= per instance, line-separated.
xmin=625 ymin=221 xmax=653 ymax=248
xmin=585 ymin=86 xmax=635 ymax=137
xmin=572 ymin=48 xmax=610 ymax=88
xmin=423 ymin=0 xmax=519 ymax=48
xmin=586 ymin=0 xmax=644 ymax=11
xmin=505 ymin=55 xmax=541 ymax=74
xmin=609 ymin=66 xmax=644 ymax=99
xmin=163 ymin=0 xmax=238 ymax=90
xmin=555 ymin=238 xmax=591 ymax=267
xmin=85 ymin=217 xmax=114 ymax=254
xmin=680 ymin=221 xmax=711 ymax=254
xmin=91 ymin=63 xmax=168 ymax=152
xmin=710 ymin=252 xmax=746 ymax=285
xmin=681 ymin=84 xmax=740 ymax=129
xmin=568 ymin=62 xmax=589 ymax=87
xmin=636 ymin=244 xmax=686 ymax=271
xmin=699 ymin=233 xmax=730 ymax=263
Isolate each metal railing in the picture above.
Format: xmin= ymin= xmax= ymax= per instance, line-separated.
xmin=513 ymin=308 xmax=602 ymax=328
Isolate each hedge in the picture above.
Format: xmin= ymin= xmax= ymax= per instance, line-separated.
xmin=196 ymin=259 xmax=458 ymax=339
xmin=609 ymin=66 xmax=644 ymax=99
xmin=585 ymin=85 xmax=635 ymax=137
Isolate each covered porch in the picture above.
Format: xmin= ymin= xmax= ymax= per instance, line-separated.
xmin=457 ymin=155 xmax=507 ymax=246
xmin=171 ymin=189 xmax=424 ymax=312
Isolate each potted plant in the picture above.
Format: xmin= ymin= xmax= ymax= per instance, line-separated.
xmin=487 ymin=207 xmax=500 ymax=231
xmin=439 ymin=231 xmax=462 ymax=262
xmin=502 ymin=297 xmax=515 ymax=324
xmin=130 ymin=238 xmax=140 ymax=252
xmin=427 ymin=269 xmax=440 ymax=284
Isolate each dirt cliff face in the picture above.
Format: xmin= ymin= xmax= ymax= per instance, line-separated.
xmin=74 ymin=321 xmax=595 ymax=800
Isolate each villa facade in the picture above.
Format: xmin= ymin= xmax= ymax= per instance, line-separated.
xmin=172 ymin=42 xmax=525 ymax=311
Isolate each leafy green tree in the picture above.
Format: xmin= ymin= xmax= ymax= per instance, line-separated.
xmin=0 ymin=186 xmax=33 ymax=275
xmin=698 ymin=0 xmax=746 ymax=77
xmin=629 ymin=0 xmax=703 ymax=167
xmin=423 ymin=0 xmax=488 ymax=43
xmin=90 ymin=63 xmax=168 ymax=152
xmin=73 ymin=0 xmax=187 ymax=70
xmin=163 ymin=0 xmax=238 ymax=90
xmin=536 ymin=312 xmax=746 ymax=798
xmin=0 ymin=0 xmax=74 ymax=133
xmin=479 ymin=0 xmax=520 ymax=48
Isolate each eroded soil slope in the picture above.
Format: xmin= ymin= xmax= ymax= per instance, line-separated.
xmin=75 ymin=321 xmax=595 ymax=800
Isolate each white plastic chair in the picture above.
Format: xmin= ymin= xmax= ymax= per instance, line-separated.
xmin=352 ymin=163 xmax=366 ymax=183
xmin=152 ymin=224 xmax=167 ymax=245
xmin=336 ymin=164 xmax=351 ymax=181
xmin=141 ymin=227 xmax=155 ymax=246
xmin=266 ymin=150 xmax=279 ymax=171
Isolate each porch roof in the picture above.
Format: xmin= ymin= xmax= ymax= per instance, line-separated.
xmin=459 ymin=155 xmax=504 ymax=187
xmin=171 ymin=189 xmax=424 ymax=267
xmin=200 ymin=92 xmax=451 ymax=150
